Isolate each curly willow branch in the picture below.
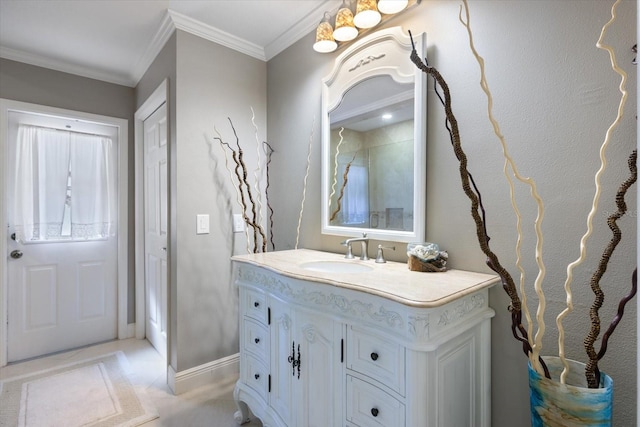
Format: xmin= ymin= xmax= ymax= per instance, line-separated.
xmin=558 ymin=0 xmax=627 ymax=384
xmin=595 ymin=268 xmax=637 ymax=375
xmin=296 ymin=118 xmax=315 ymax=250
xmin=227 ymin=118 xmax=267 ymax=253
xmin=263 ymin=141 xmax=275 ymax=251
xmin=215 ymin=125 xmax=250 ymax=253
xmin=216 ymin=138 xmax=253 ymax=251
xmin=330 ymin=153 xmax=357 ymax=222
xmin=250 ymin=107 xmax=266 ymax=251
xmin=329 ymin=128 xmax=346 ymax=216
xmin=408 ymin=31 xmax=549 ymax=379
xmin=584 ymin=149 xmax=637 ymax=388
xmin=460 ymin=0 xmax=544 ymax=373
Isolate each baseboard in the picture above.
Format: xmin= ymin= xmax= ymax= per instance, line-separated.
xmin=167 ymin=353 xmax=239 ymax=395
xmin=125 ymin=323 xmax=136 ymax=339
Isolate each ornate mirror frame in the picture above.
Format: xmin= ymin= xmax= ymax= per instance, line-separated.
xmin=321 ymin=26 xmax=427 ymax=242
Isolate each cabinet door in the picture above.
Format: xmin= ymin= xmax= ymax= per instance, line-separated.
xmin=294 ymin=309 xmax=342 ymax=427
xmin=269 ymin=296 xmax=293 ymax=425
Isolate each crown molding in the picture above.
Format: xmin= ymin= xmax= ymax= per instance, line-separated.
xmin=167 ymin=9 xmax=265 ymax=62
xmin=0 ymin=3 xmax=337 ymax=87
xmin=0 ymin=46 xmax=135 ymax=87
xmin=129 ymin=11 xmax=176 ymax=87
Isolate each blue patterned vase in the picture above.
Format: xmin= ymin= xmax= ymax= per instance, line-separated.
xmin=529 ymin=357 xmax=613 ymax=427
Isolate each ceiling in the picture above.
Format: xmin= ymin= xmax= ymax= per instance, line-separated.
xmin=0 ymin=0 xmax=340 ymax=87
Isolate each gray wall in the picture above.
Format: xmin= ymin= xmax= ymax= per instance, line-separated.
xmin=174 ymin=30 xmax=266 ymax=371
xmin=135 ymin=29 xmax=267 ymax=372
xmin=0 ymin=58 xmax=137 ymax=322
xmin=267 ymin=1 xmax=637 ymax=426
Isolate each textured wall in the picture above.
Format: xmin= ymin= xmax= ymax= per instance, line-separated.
xmin=267 ymin=1 xmax=637 ymax=425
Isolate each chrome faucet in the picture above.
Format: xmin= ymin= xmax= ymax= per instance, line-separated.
xmin=341 ymin=233 xmax=369 ymax=260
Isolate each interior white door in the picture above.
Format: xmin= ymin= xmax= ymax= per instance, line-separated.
xmin=143 ymin=103 xmax=168 ymax=359
xmin=6 ymin=112 xmax=118 ymax=362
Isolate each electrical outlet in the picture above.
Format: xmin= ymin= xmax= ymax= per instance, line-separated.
xmin=233 ymin=214 xmax=245 ymax=232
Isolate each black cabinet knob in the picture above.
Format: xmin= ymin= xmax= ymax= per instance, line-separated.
xmin=371 ymin=408 xmax=379 ymax=417
xmin=254 ymin=301 xmax=260 ymax=307
xmin=254 ymin=373 xmax=260 ymax=380
xmin=254 ymin=338 xmax=260 ymax=344
xmin=370 ymin=352 xmax=379 ymax=361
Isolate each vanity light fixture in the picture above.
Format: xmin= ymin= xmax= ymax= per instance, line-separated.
xmin=354 ymin=0 xmax=381 ymax=29
xmin=378 ymin=0 xmax=409 ymax=14
xmin=333 ymin=0 xmax=358 ymax=42
xmin=313 ymin=0 xmax=420 ymax=53
xmin=382 ymin=113 xmax=393 ymax=119
xmin=313 ymin=12 xmax=338 ymax=53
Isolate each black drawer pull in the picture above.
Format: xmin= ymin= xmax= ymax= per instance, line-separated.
xmin=254 ymin=301 xmax=260 ymax=307
xmin=371 ymin=408 xmax=379 ymax=417
xmin=370 ymin=352 xmax=379 ymax=361
xmin=254 ymin=373 xmax=260 ymax=380
xmin=254 ymin=338 xmax=260 ymax=344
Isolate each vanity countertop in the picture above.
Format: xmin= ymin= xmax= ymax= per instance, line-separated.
xmin=232 ymin=249 xmax=499 ymax=308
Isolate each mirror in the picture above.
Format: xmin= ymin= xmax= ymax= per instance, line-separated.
xmin=321 ymin=27 xmax=426 ymax=242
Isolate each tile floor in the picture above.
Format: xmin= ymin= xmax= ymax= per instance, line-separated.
xmin=0 ymin=338 xmax=263 ymax=427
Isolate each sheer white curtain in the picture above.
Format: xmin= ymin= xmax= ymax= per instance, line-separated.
xmin=14 ymin=125 xmax=114 ymax=242
xmin=343 ymin=164 xmax=369 ymax=225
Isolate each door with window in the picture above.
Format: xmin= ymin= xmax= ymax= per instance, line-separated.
xmin=6 ymin=115 xmax=118 ymax=362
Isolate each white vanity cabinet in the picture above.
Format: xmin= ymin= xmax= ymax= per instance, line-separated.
xmin=233 ymin=249 xmax=499 ymax=427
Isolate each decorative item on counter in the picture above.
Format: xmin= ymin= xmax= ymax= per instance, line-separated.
xmin=407 ymin=242 xmax=448 ymax=272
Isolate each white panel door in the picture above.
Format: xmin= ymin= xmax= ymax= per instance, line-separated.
xmin=144 ymin=103 xmax=168 ymax=359
xmin=6 ymin=114 xmax=118 ymax=362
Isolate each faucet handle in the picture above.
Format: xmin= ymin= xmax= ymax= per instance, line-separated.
xmin=344 ymin=243 xmax=355 ymax=259
xmin=375 ymin=245 xmax=396 ymax=263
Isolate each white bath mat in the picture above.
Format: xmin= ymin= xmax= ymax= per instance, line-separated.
xmin=0 ymin=351 xmax=158 ymax=426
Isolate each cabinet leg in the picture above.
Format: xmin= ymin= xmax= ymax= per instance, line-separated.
xmin=234 ymin=405 xmax=251 ymax=425
xmin=233 ymin=383 xmax=252 ymax=425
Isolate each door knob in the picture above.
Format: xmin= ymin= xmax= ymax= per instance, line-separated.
xmin=10 ymin=250 xmax=23 ymax=259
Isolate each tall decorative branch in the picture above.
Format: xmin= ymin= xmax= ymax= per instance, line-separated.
xmin=330 ymin=152 xmax=357 ymax=222
xmin=584 ymin=149 xmax=637 ymax=388
xmin=295 ymin=118 xmax=315 ymax=250
xmin=250 ymin=107 xmax=266 ymax=251
xmin=229 ymin=117 xmax=267 ymax=253
xmin=460 ymin=0 xmax=544 ymax=373
xmin=263 ymin=141 xmax=275 ymax=251
xmin=329 ymin=127 xmax=346 ymax=217
xmin=408 ymin=31 xmax=550 ymax=379
xmin=557 ymin=0 xmax=627 ymax=383
xmin=215 ymin=118 xmax=267 ymax=253
xmin=215 ymin=125 xmax=251 ymax=252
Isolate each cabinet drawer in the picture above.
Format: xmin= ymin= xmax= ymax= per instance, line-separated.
xmin=347 ymin=326 xmax=405 ymax=394
xmin=243 ymin=318 xmax=269 ymax=360
xmin=346 ymin=376 xmax=405 ymax=427
xmin=241 ymin=354 xmax=269 ymax=400
xmin=242 ymin=288 xmax=267 ymax=324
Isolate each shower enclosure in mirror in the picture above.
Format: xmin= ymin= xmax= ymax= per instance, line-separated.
xmin=321 ymin=27 xmax=426 ymax=242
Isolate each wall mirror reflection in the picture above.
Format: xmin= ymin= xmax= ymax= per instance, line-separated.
xmin=321 ymin=27 xmax=426 ymax=242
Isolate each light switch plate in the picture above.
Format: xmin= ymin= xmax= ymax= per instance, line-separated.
xmin=233 ymin=214 xmax=245 ymax=232
xmin=196 ymin=214 xmax=209 ymax=234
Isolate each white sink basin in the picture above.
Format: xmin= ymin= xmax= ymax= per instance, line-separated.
xmin=299 ymin=260 xmax=373 ymax=273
